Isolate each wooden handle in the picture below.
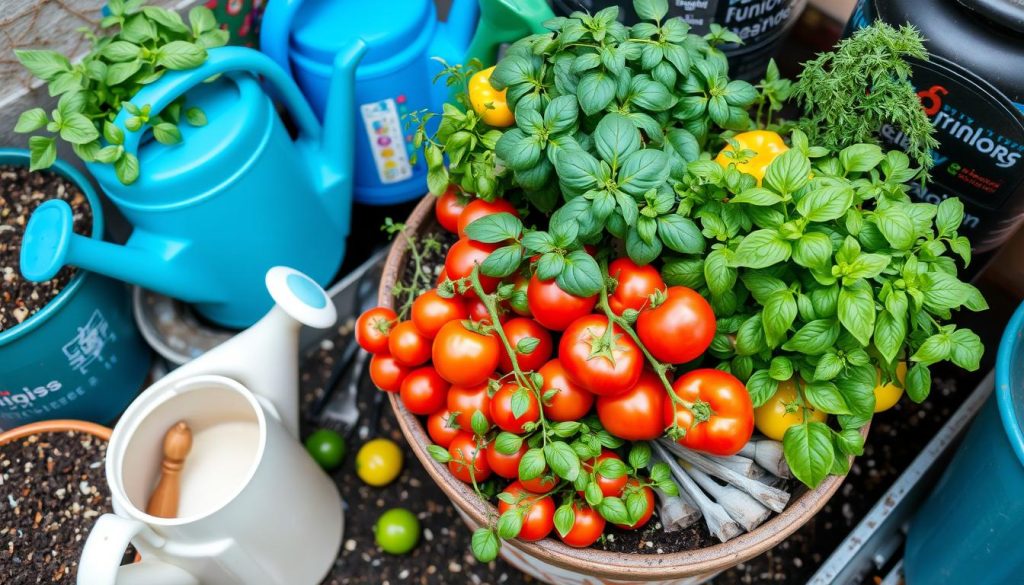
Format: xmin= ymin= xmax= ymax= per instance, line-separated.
xmin=146 ymin=421 xmax=192 ymax=518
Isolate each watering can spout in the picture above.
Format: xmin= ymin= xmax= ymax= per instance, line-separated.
xmin=320 ymin=39 xmax=367 ymax=235
xmin=20 ymin=200 xmax=213 ymax=304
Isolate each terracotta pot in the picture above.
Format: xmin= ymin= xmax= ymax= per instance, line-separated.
xmin=381 ymin=195 xmax=860 ymax=584
xmin=0 ymin=419 xmax=111 ymax=444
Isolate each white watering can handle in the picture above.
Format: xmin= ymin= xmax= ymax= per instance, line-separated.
xmin=78 ymin=514 xmax=199 ymax=585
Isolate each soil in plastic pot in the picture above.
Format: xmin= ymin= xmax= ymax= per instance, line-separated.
xmin=0 ymin=165 xmax=92 ymax=332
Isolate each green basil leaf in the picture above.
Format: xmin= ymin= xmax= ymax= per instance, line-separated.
xmin=732 ymin=229 xmax=792 ymax=269
xmin=59 ymin=112 xmax=99 ymax=145
xmin=657 ymin=215 xmax=704 ymax=254
xmin=555 ymin=149 xmax=602 ymax=191
xmin=152 ymin=122 xmax=182 ymax=145
xmin=577 ymin=70 xmax=617 ymax=115
xmin=634 ymin=0 xmax=669 ymax=21
xmin=597 ymin=496 xmax=630 ymax=525
xmin=114 ymin=152 xmax=140 ymax=185
xmin=873 ymin=206 xmax=916 ymax=250
xmin=14 ymin=108 xmax=49 ymax=134
xmin=949 ymin=328 xmax=983 ymax=371
xmin=836 ymin=428 xmax=865 ymax=456
xmin=465 ymin=212 xmax=524 ymax=244
xmin=615 ymin=190 xmax=639 ymax=226
xmin=497 ymin=508 xmax=524 ymax=539
xmin=628 ymin=442 xmax=651 ymax=469
xmin=156 ymin=41 xmax=207 ymax=70
xmin=497 ymin=128 xmax=543 ymax=171
xmin=936 ymin=197 xmax=965 ymax=237
xmin=617 ymin=149 xmax=670 ymax=196
xmin=142 ymin=6 xmax=189 ymax=33
xmin=594 ymin=113 xmax=641 ymax=164
xmin=764 ymin=149 xmax=811 ymax=194
xmin=782 ymin=319 xmax=839 ymax=355
xmin=544 ymin=442 xmax=581 ymax=481
xmin=919 ymin=271 xmax=970 ymax=311
xmin=846 ymin=253 xmax=890 ymax=280
xmin=663 ymin=258 xmax=706 ymax=288
xmin=804 ymin=381 xmax=851 ymax=415
xmin=732 ymin=187 xmax=784 ymax=206
xmin=481 ymin=244 xmax=524 ymax=278
xmin=519 ymin=448 xmax=547 ymax=481
xmin=536 ymin=252 xmax=566 ymax=281
xmin=838 ymin=280 xmax=875 ymax=346
xmin=427 ymin=444 xmax=451 ymax=463
xmin=763 ymin=289 xmax=797 ymax=348
xmin=554 ymin=504 xmax=576 ymax=538
xmin=556 ymin=250 xmax=603 ymax=297
xmin=814 ymin=352 xmax=844 ymax=381
xmin=495 ymin=432 xmax=523 ymax=455
xmin=835 ymin=364 xmax=877 ymax=417
xmin=783 ymin=421 xmax=835 ymax=488
xmin=735 ymin=314 xmax=767 ymax=356
xmin=14 ymin=49 xmax=70 ymax=81
xmin=626 ymin=226 xmax=663 ymax=265
xmin=839 ymin=143 xmax=884 ymax=173
xmin=188 ymin=6 xmax=217 ymax=34
xmin=471 ymin=528 xmax=500 ymax=563
xmin=905 ymin=363 xmax=931 ymax=403
xmin=797 ymin=184 xmax=855 ymax=222
xmin=792 ymin=232 xmax=833 ymax=270
xmin=625 ymin=489 xmax=650 ymax=525
xmin=630 ymin=75 xmax=674 ymax=111
xmin=106 ymin=59 xmax=143 ymax=85
xmin=704 ymin=248 xmax=737 ymax=297
xmin=746 ymin=369 xmax=779 ymax=407
xmin=873 ymin=310 xmax=906 ymax=364
xmin=769 ymin=357 xmax=794 ymax=381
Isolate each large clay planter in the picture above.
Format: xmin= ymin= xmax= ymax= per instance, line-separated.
xmin=381 ymin=195 xmax=860 ymax=584
xmin=0 ymin=419 xmax=111 ymax=444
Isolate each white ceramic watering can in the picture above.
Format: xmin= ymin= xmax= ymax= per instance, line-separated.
xmin=78 ymin=267 xmax=342 ymax=585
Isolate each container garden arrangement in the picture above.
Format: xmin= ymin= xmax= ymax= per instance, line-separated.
xmin=353 ymin=4 xmax=988 ymax=582
xmin=0 ymin=419 xmax=120 ymax=584
xmin=0 ymin=149 xmax=150 ymax=428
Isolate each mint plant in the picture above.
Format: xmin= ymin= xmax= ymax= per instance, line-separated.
xmin=13 ymin=0 xmax=228 ymax=184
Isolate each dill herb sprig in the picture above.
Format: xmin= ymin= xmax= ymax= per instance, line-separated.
xmin=793 ymin=21 xmax=939 ymax=175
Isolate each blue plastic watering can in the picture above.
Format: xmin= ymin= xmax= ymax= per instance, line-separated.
xmin=259 ymin=0 xmax=554 ymax=206
xmin=21 ymin=46 xmax=365 ymax=329
xmin=904 ymin=300 xmax=1024 ymax=584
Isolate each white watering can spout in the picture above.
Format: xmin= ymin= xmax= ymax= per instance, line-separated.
xmin=157 ymin=267 xmax=337 ymax=437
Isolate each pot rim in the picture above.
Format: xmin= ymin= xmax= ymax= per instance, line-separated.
xmin=381 ymin=194 xmax=862 ymax=580
xmin=0 ymin=419 xmax=112 ymax=445
xmin=0 ymin=148 xmax=104 ymax=347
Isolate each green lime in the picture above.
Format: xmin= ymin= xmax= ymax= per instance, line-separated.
xmin=375 ymin=508 xmax=421 ymax=555
xmin=304 ymin=429 xmax=346 ymax=470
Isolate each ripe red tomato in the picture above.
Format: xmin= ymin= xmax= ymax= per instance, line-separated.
xmin=399 ymin=367 xmax=449 ymax=415
xmin=497 ymin=481 xmax=555 ymax=542
xmin=520 ymin=471 xmax=558 ymax=494
xmin=457 ymin=198 xmax=519 ymax=239
xmin=448 ymin=432 xmax=491 ymax=483
xmin=432 ymin=320 xmax=500 ymax=387
xmin=485 ymin=442 xmax=527 ymax=479
xmin=537 ymin=359 xmax=594 ymax=422
xmin=427 ymin=408 xmax=461 ymax=448
xmin=368 ymin=354 xmax=410 ymax=393
xmin=558 ymin=504 xmax=606 ymax=548
xmin=616 ymin=481 xmax=655 ymax=530
xmin=387 ymin=321 xmax=431 ymax=367
xmin=435 ymin=186 xmax=467 ymax=234
xmin=527 ymin=275 xmax=597 ymax=331
xmin=636 ymin=286 xmax=716 ymax=365
xmin=445 ymin=238 xmax=500 ymax=293
xmin=607 ymin=258 xmax=665 ymax=315
xmin=596 ymin=370 xmax=667 ymax=441
xmin=583 ymin=450 xmax=628 ymax=498
xmin=355 ymin=307 xmax=396 ymax=354
xmin=559 ymin=315 xmax=643 ymax=396
xmin=412 ymin=289 xmax=468 ymax=338
xmin=490 ymin=383 xmax=540 ymax=434
xmin=498 ymin=318 xmax=553 ymax=373
xmin=663 ymin=369 xmax=754 ymax=456
xmin=466 ymin=297 xmax=508 ymax=325
xmin=447 ymin=382 xmax=491 ymax=431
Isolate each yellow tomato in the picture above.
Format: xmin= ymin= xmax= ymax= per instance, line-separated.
xmin=874 ymin=361 xmax=908 ymax=412
xmin=754 ymin=378 xmax=827 ymax=441
xmin=715 ymin=130 xmax=789 ymax=184
xmin=468 ymin=66 xmax=515 ymax=127
xmin=356 ymin=438 xmax=404 ymax=487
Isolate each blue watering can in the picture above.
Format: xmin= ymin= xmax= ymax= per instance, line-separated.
xmin=904 ymin=299 xmax=1024 ymax=584
xmin=21 ymin=46 xmax=366 ymax=329
xmin=259 ymin=0 xmax=554 ymax=206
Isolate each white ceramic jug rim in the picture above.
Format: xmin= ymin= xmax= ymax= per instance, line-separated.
xmin=106 ymin=374 xmax=268 ymax=526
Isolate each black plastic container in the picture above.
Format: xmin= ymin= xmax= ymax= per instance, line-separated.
xmin=846 ymin=0 xmax=1024 ymax=254
xmin=553 ymin=0 xmax=807 ymax=81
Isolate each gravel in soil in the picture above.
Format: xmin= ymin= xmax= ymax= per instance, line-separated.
xmin=0 ymin=431 xmax=121 ymax=584
xmin=0 ymin=165 xmax=92 ymax=333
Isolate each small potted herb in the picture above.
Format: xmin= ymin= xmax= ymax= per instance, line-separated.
xmin=366 ymin=5 xmax=985 ymax=582
xmin=13 ymin=1 xmax=227 ymax=184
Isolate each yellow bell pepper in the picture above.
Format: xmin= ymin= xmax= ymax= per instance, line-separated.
xmin=468 ymin=66 xmax=514 ymax=128
xmin=715 ymin=130 xmax=789 ymax=185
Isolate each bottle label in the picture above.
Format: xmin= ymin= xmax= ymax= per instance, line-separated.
xmin=849 ymin=0 xmax=1024 ymax=252
xmin=360 ymin=98 xmax=414 ymax=185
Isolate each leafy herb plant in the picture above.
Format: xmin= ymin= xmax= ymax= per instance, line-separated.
xmin=14 ymin=0 xmax=228 ymax=184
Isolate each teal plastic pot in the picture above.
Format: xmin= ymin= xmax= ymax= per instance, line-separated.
xmin=0 ymin=149 xmax=149 ymax=427
xmin=904 ymin=300 xmax=1024 ymax=584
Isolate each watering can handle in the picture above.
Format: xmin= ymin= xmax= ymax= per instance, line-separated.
xmin=114 ymin=46 xmax=322 ymax=158
xmin=259 ymin=0 xmax=303 ymax=77
xmin=78 ymin=514 xmax=199 ymax=585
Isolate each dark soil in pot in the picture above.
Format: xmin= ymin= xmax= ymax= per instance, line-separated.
xmin=0 ymin=429 xmax=128 ymax=584
xmin=0 ymin=165 xmax=92 ymax=333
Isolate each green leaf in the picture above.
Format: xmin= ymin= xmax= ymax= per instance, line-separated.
xmin=152 ymin=122 xmax=182 ymax=145
xmin=465 ymin=213 xmax=523 ymax=243
xmin=873 ymin=206 xmax=916 ymax=250
xmin=594 ymin=113 xmax=641 ymax=163
xmin=59 ymin=113 xmax=99 ymax=145
xmin=783 ymin=421 xmax=835 ymax=488
xmin=905 ymin=363 xmax=931 ymax=403
xmin=919 ymin=271 xmax=969 ymax=311
xmin=554 ymin=504 xmax=576 ymax=538
xmin=804 ymin=381 xmax=851 ymax=415
xmin=577 ymin=70 xmax=617 ymax=115
xmin=662 ymin=258 xmax=705 ymax=288
xmin=626 ymin=225 xmax=663 ymax=265
xmin=481 ymin=245 xmax=524 ymax=278
xmin=793 ymin=232 xmax=833 ymax=270
xmin=769 ymin=357 xmax=794 ymax=381
xmin=185 ymin=107 xmax=207 ymax=126
xmin=628 ymin=442 xmax=651 ymax=469
xmin=634 ymin=0 xmax=668 ymax=21
xmin=556 ymin=250 xmax=602 ymax=297
xmin=617 ymin=149 xmax=670 ymax=196
xmin=427 ymin=444 xmax=451 ymax=463
xmin=732 ymin=229 xmax=792 ymax=269
xmin=106 ymin=59 xmax=143 ymax=85
xmin=704 ymin=248 xmax=737 ymax=297
xmin=28 ymin=136 xmax=57 ymax=171
xmin=95 ymin=145 xmax=122 ymax=164
xmin=873 ymin=310 xmax=906 ymax=364
xmin=835 ymin=365 xmax=876 ymax=417
xmin=732 ymin=187 xmax=784 ymax=206
xmin=838 ymin=280 xmax=875 ymax=346
xmin=102 ymin=41 xmax=141 ymax=62
xmin=949 ymin=329 xmax=983 ymax=371
xmin=544 ymin=442 xmax=581 ymax=481
xmin=189 ymin=6 xmax=218 ymax=34
xmin=536 ymin=252 xmax=565 ymax=281
xmin=782 ymin=319 xmax=839 ymax=355
xmin=597 ymin=497 xmax=630 ymax=525
xmin=142 ymin=6 xmax=189 ymax=33
xmin=497 ymin=128 xmax=542 ymax=171
xmin=836 ymin=428 xmax=865 ymax=456
xmin=15 ymin=50 xmax=70 ymax=81
xmin=495 ymin=432 xmax=523 ymax=455
xmin=157 ymin=41 xmax=207 ymax=70
xmin=839 ymin=144 xmax=884 ymax=173
xmin=936 ymin=197 xmax=965 ymax=237
xmin=555 ymin=149 xmax=601 ymax=191
xmin=797 ymin=184 xmax=855 ymax=222
xmin=15 ymin=108 xmax=48 ymax=133
xmin=471 ymin=529 xmax=500 ymax=563
xmin=471 ymin=410 xmax=490 ymax=436
xmin=736 ymin=314 xmax=767 ymax=356
xmin=657 ymin=215 xmax=704 ymax=254
xmin=763 ymin=290 xmax=797 ymax=348
xmin=519 ymin=448 xmax=546 ymax=481
xmin=814 ymin=352 xmax=844 ymax=381
xmin=912 ymin=333 xmax=952 ymax=366
xmin=846 ymin=253 xmax=890 ymax=280
xmin=747 ymin=370 xmax=779 ymax=407
xmin=114 ymin=152 xmax=140 ymax=185
xmin=625 ymin=489 xmax=650 ymax=524
xmin=497 ymin=508 xmax=524 ymax=539
xmin=764 ymin=149 xmax=811 ymax=194
xmin=630 ymin=76 xmax=674 ymax=111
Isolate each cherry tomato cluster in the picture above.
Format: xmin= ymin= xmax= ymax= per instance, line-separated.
xmin=356 ymin=194 xmax=755 ymax=552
